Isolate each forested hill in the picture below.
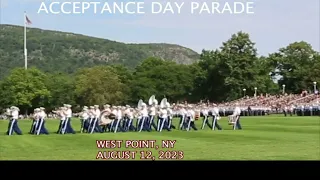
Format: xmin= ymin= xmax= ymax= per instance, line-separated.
xmin=0 ymin=24 xmax=199 ymax=79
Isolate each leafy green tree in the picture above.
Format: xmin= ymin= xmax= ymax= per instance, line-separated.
xmin=268 ymin=41 xmax=319 ymax=93
xmin=108 ymin=64 xmax=133 ymax=103
xmin=130 ymin=57 xmax=201 ymax=103
xmin=45 ymin=72 xmax=76 ymax=109
xmin=198 ymin=31 xmax=277 ymax=101
xmin=74 ymin=66 xmax=125 ymax=106
xmin=0 ymin=67 xmax=50 ymax=113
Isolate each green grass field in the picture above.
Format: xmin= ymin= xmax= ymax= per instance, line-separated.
xmin=0 ymin=116 xmax=319 ymax=160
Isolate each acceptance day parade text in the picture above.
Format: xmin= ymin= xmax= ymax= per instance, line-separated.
xmin=37 ymin=1 xmax=255 ymax=15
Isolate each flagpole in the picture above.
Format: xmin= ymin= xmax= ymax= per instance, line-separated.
xmin=24 ymin=11 xmax=27 ymax=70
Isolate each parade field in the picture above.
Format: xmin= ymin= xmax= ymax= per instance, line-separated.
xmin=0 ymin=116 xmax=319 ymax=160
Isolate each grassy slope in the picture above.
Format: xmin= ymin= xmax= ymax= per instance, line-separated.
xmin=0 ymin=116 xmax=319 ymax=160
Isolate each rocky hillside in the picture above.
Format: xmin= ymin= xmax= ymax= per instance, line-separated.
xmin=0 ymin=25 xmax=199 ymax=79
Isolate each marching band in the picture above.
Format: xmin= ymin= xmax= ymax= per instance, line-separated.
xmin=4 ymin=96 xmax=244 ymax=136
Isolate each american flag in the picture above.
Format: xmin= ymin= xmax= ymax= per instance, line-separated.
xmin=25 ymin=15 xmax=32 ymax=25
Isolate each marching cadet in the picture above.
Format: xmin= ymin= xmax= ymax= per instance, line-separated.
xmin=56 ymin=107 xmax=65 ymax=134
xmin=201 ymin=104 xmax=212 ymax=129
xmin=90 ymin=105 xmax=102 ymax=133
xmin=212 ymin=104 xmax=222 ymax=130
xmin=158 ymin=105 xmax=170 ymax=132
xmin=87 ymin=106 xmax=95 ymax=133
xmin=113 ymin=106 xmax=123 ymax=133
xmin=137 ymin=103 xmax=149 ymax=132
xmin=167 ymin=103 xmax=176 ymax=130
xmin=61 ymin=104 xmax=75 ymax=134
xmin=123 ymin=105 xmax=130 ymax=131
xmin=232 ymin=103 xmax=242 ymax=130
xmin=127 ymin=108 xmax=136 ymax=131
xmin=87 ymin=106 xmax=94 ymax=133
xmin=67 ymin=104 xmax=76 ymax=134
xmin=88 ymin=106 xmax=95 ymax=129
xmin=178 ymin=104 xmax=187 ymax=130
xmin=110 ymin=106 xmax=118 ymax=132
xmin=158 ymin=106 xmax=166 ymax=132
xmin=149 ymin=102 xmax=157 ymax=131
xmin=30 ymin=108 xmax=40 ymax=134
xmin=6 ymin=106 xmax=22 ymax=136
xmin=186 ymin=105 xmax=197 ymax=131
xmin=89 ymin=105 xmax=98 ymax=133
xmin=100 ymin=104 xmax=110 ymax=132
xmin=156 ymin=106 xmax=162 ymax=128
xmin=35 ymin=107 xmax=49 ymax=135
xmin=120 ymin=106 xmax=126 ymax=130
xmin=80 ymin=106 xmax=89 ymax=133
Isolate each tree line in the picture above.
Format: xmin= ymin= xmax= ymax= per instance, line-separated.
xmin=0 ymin=31 xmax=319 ymax=113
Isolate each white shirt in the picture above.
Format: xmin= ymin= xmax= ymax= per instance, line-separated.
xmin=124 ymin=109 xmax=130 ymax=116
xmin=180 ymin=108 xmax=187 ymax=116
xmin=186 ymin=110 xmax=192 ymax=117
xmin=202 ymin=109 xmax=208 ymax=116
xmin=89 ymin=110 xmax=95 ymax=118
xmin=233 ymin=107 xmax=241 ymax=116
xmin=161 ymin=109 xmax=167 ymax=118
xmin=39 ymin=111 xmax=46 ymax=119
xmin=117 ymin=110 xmax=122 ymax=119
xmin=95 ymin=109 xmax=101 ymax=118
xmin=141 ymin=108 xmax=148 ymax=117
xmin=66 ymin=109 xmax=72 ymax=118
xmin=112 ymin=109 xmax=117 ymax=116
xmin=149 ymin=107 xmax=156 ymax=116
xmin=213 ymin=107 xmax=220 ymax=116
xmin=60 ymin=111 xmax=66 ymax=120
xmin=187 ymin=110 xmax=195 ymax=121
xmin=128 ymin=111 xmax=134 ymax=119
xmin=82 ymin=111 xmax=89 ymax=119
xmin=11 ymin=110 xmax=19 ymax=119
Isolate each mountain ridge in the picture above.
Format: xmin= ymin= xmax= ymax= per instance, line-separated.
xmin=0 ymin=24 xmax=200 ymax=79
